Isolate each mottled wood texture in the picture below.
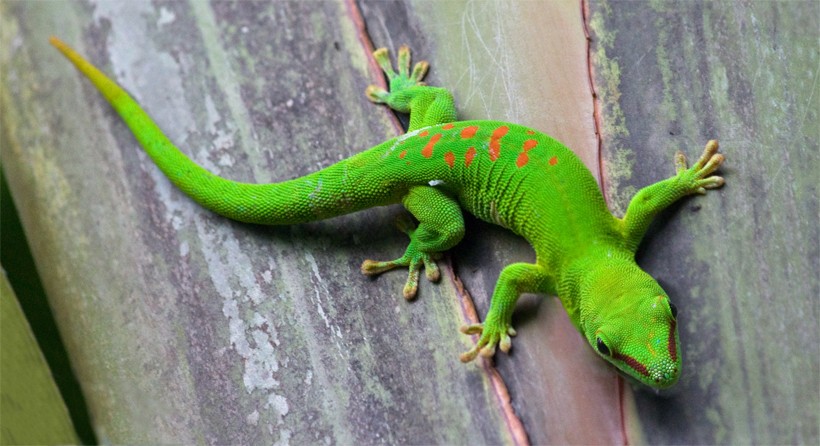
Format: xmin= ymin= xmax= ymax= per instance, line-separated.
xmin=0 ymin=0 xmax=816 ymax=444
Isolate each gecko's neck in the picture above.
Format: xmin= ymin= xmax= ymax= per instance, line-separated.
xmin=553 ymin=247 xmax=638 ymax=329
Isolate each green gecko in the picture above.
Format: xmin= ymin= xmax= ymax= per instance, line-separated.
xmin=51 ymin=37 xmax=724 ymax=389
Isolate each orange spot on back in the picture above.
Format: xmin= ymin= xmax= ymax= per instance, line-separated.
xmin=517 ymin=139 xmax=537 ymax=168
xmin=465 ymin=147 xmax=477 ymax=167
xmin=399 ymin=150 xmax=407 ymax=159
xmin=442 ymin=123 xmax=455 ymax=130
xmin=461 ymin=126 xmax=478 ymax=139
xmin=421 ymin=133 xmax=442 ymax=158
xmin=419 ymin=130 xmax=429 ymax=137
xmin=444 ymin=151 xmax=455 ymax=168
xmin=526 ymin=129 xmax=536 ymax=135
xmin=516 ymin=152 xmax=529 ymax=168
xmin=488 ymin=126 xmax=509 ymax=161
xmin=549 ymin=156 xmax=558 ymax=166
xmin=523 ymin=139 xmax=538 ymax=151
xmin=491 ymin=126 xmax=509 ymax=139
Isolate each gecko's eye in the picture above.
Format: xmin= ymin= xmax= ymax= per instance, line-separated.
xmin=669 ymin=302 xmax=678 ymax=319
xmin=596 ymin=337 xmax=610 ymax=356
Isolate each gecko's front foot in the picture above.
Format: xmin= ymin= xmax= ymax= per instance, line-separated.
xmin=459 ymin=320 xmax=517 ymax=362
xmin=365 ymin=45 xmax=429 ymax=104
xmin=675 ymin=140 xmax=725 ymax=194
xmin=360 ymin=218 xmax=441 ymax=300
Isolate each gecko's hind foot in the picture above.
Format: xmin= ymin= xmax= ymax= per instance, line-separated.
xmin=361 ymin=252 xmax=440 ymax=300
xmin=360 ymin=217 xmax=441 ymax=300
xmin=365 ymin=45 xmax=429 ymax=104
xmin=675 ymin=140 xmax=725 ymax=194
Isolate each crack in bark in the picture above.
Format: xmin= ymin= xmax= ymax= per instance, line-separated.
xmin=344 ymin=1 xmax=540 ymax=443
xmin=581 ymin=1 xmax=630 ymax=445
xmin=581 ymin=0 xmax=606 ymax=197
xmin=446 ymin=256 xmax=530 ymax=446
xmin=343 ymin=0 xmax=404 ymax=133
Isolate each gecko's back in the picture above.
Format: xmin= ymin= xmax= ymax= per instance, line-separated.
xmin=346 ymin=120 xmax=615 ymax=259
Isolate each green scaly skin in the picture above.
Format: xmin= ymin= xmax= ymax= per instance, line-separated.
xmin=51 ymin=38 xmax=725 ymax=389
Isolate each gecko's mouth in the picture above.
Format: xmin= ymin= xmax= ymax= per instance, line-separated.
xmin=613 ymin=352 xmax=651 ymax=379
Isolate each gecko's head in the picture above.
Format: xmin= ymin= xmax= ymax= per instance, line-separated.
xmin=580 ymin=265 xmax=682 ymax=389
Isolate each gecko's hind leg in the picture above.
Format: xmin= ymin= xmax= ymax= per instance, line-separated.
xmin=365 ymin=46 xmax=456 ymax=131
xmin=361 ymin=186 xmax=464 ymax=300
xmin=365 ymin=46 xmax=428 ymax=103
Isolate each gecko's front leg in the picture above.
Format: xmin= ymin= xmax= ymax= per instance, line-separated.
xmin=621 ymin=140 xmax=725 ymax=250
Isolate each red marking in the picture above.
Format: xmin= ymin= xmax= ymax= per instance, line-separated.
xmin=516 ymin=140 xmax=538 ymax=168
xmin=549 ymin=156 xmax=558 ymax=166
xmin=488 ymin=126 xmax=509 ymax=161
xmin=461 ymin=126 xmax=478 ymax=139
xmin=516 ymin=152 xmax=529 ymax=168
xmin=491 ymin=125 xmax=509 ymax=139
xmin=465 ymin=147 xmax=477 ymax=167
xmin=442 ymin=123 xmax=455 ymax=130
xmin=526 ymin=130 xmax=536 ymax=135
xmin=668 ymin=319 xmax=677 ymax=362
xmin=523 ymin=139 xmax=538 ymax=151
xmin=444 ymin=151 xmax=455 ymax=168
xmin=419 ymin=130 xmax=429 ymax=137
xmin=613 ymin=352 xmax=650 ymax=378
xmin=399 ymin=150 xmax=407 ymax=159
xmin=421 ymin=133 xmax=442 ymax=158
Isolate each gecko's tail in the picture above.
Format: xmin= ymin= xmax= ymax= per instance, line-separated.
xmin=49 ymin=37 xmax=382 ymax=225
